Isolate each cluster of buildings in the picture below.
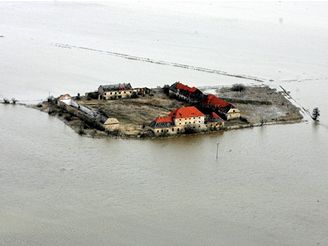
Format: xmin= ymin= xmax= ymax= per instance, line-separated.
xmin=150 ymin=82 xmax=240 ymax=136
xmin=57 ymin=81 xmax=240 ymax=137
xmin=98 ymin=83 xmax=151 ymax=100
xmin=169 ymin=82 xmax=240 ymax=120
xmin=57 ymin=94 xmax=98 ymax=118
xmin=150 ymin=106 xmax=224 ymax=135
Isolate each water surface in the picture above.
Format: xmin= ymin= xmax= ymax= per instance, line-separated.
xmin=1 ymin=1 xmax=328 ymax=245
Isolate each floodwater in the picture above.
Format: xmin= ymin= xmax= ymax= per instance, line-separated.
xmin=1 ymin=1 xmax=328 ymax=245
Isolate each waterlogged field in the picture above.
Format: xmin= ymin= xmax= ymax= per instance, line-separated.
xmin=1 ymin=1 xmax=328 ymax=246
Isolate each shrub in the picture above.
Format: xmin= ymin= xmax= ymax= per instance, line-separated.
xmin=78 ymin=125 xmax=85 ymax=135
xmin=231 ymin=84 xmax=246 ymax=92
xmin=184 ymin=126 xmax=197 ymax=134
xmin=64 ymin=115 xmax=72 ymax=121
xmin=131 ymin=92 xmax=138 ymax=98
xmin=3 ymin=98 xmax=10 ymax=104
xmin=163 ymin=85 xmax=170 ymax=95
xmin=78 ymin=128 xmax=85 ymax=135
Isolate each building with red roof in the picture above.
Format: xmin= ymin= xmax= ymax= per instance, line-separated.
xmin=150 ymin=106 xmax=206 ymax=135
xmin=169 ymin=82 xmax=205 ymax=103
xmin=150 ymin=116 xmax=173 ymax=129
xmin=175 ymin=83 xmax=198 ymax=94
xmin=201 ymin=94 xmax=240 ymax=120
xmin=204 ymin=94 xmax=231 ymax=108
xmin=206 ymin=112 xmax=225 ymax=130
xmin=210 ymin=112 xmax=223 ymax=120
xmin=169 ymin=106 xmax=204 ymax=119
xmin=168 ymin=82 xmax=240 ymax=121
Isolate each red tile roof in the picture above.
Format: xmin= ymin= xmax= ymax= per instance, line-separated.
xmin=176 ymin=82 xmax=198 ymax=93
xmin=169 ymin=106 xmax=205 ymax=119
xmin=204 ymin=94 xmax=231 ymax=108
xmin=154 ymin=116 xmax=173 ymax=123
xmin=211 ymin=112 xmax=222 ymax=119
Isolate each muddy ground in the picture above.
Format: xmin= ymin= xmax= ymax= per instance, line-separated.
xmin=216 ymin=86 xmax=303 ymax=124
xmin=78 ymin=89 xmax=187 ymax=136
xmin=35 ymin=85 xmax=303 ymax=138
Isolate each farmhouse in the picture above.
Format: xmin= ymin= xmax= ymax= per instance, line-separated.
xmin=98 ymin=83 xmax=133 ymax=100
xmin=169 ymin=82 xmax=205 ymax=103
xmin=206 ymin=112 xmax=225 ymax=130
xmin=149 ymin=116 xmax=174 ymax=135
xmin=168 ymin=82 xmax=240 ymax=120
xmin=98 ymin=83 xmax=151 ymax=100
xmin=201 ymin=94 xmax=240 ymax=120
xmin=150 ymin=106 xmax=206 ymax=135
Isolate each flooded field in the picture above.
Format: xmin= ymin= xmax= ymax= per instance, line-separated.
xmin=1 ymin=1 xmax=328 ymax=245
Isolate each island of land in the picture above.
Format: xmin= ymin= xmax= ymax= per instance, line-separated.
xmin=33 ymin=82 xmax=303 ymax=139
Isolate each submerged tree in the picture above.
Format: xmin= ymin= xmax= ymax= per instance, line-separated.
xmin=3 ymin=98 xmax=10 ymax=104
xmin=311 ymin=107 xmax=320 ymax=121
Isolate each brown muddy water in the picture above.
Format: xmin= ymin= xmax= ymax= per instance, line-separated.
xmin=1 ymin=1 xmax=328 ymax=245
xmin=1 ymin=94 xmax=328 ymax=245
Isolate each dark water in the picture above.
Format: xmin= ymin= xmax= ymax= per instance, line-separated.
xmin=1 ymin=99 xmax=327 ymax=245
xmin=1 ymin=2 xmax=328 ymax=245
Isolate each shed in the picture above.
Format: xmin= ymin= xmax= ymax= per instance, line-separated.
xmin=57 ymin=94 xmax=72 ymax=106
xmin=104 ymin=118 xmax=120 ymax=131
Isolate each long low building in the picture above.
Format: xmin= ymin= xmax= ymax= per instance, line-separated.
xmin=98 ymin=83 xmax=150 ymax=100
xmin=169 ymin=82 xmax=205 ymax=103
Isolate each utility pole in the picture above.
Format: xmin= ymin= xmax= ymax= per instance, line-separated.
xmin=216 ymin=142 xmax=219 ymax=160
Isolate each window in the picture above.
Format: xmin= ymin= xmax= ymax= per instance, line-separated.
xmin=161 ymin=130 xmax=163 ymax=133
xmin=157 ymin=130 xmax=159 ymax=133
xmin=172 ymin=128 xmax=174 ymax=132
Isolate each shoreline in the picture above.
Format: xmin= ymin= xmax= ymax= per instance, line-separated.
xmin=26 ymin=84 xmax=303 ymax=140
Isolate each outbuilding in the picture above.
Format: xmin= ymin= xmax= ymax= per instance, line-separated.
xmin=104 ymin=118 xmax=120 ymax=131
xmin=57 ymin=94 xmax=72 ymax=106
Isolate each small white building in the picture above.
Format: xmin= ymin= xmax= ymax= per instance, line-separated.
xmin=226 ymin=108 xmax=241 ymax=120
xmin=104 ymin=118 xmax=120 ymax=131
xmin=57 ymin=94 xmax=72 ymax=106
